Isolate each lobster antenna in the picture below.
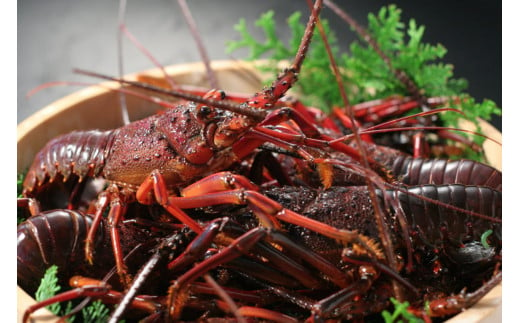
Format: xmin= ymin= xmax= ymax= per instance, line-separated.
xmin=73 ymin=68 xmax=268 ymax=121
xmin=177 ymin=0 xmax=219 ymax=89
xmin=311 ymin=0 xmax=402 ymax=287
xmin=117 ymin=0 xmax=130 ymax=125
xmin=26 ymin=80 xmax=182 ymax=111
xmin=292 ymin=0 xmax=323 ymax=72
xmin=120 ymin=25 xmax=179 ymax=90
xmin=324 ymin=0 xmax=436 ymax=164
xmin=238 ymin=0 xmax=324 ymax=111
xmin=203 ymin=274 xmax=247 ymax=323
xmin=77 ymin=0 xmax=324 ymax=122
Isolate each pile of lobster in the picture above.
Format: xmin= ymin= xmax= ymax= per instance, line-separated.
xmin=17 ymin=0 xmax=501 ymax=322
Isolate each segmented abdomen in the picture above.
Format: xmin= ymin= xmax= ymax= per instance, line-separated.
xmin=391 ymin=156 xmax=502 ymax=191
xmin=22 ymin=130 xmax=116 ymax=194
xmin=17 ymin=209 xmax=102 ymax=294
xmin=388 ymin=184 xmax=502 ymax=247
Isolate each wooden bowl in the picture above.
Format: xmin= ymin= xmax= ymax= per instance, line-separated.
xmin=17 ymin=60 xmax=502 ymax=322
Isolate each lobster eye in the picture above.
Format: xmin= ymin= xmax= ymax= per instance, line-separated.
xmin=198 ymin=105 xmax=212 ymax=119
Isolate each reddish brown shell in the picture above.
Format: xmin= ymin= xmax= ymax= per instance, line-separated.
xmin=23 ymin=130 xmax=114 ymax=195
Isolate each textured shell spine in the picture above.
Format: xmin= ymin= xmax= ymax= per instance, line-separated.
xmin=23 ymin=129 xmax=115 ymax=193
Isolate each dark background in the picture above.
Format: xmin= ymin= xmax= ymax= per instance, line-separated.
xmin=18 ymin=0 xmax=501 ymax=130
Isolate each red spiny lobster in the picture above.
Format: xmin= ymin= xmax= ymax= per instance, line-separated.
xmin=18 ymin=0 xmax=502 ymax=321
xmin=19 ymin=180 xmax=502 ymax=321
xmin=23 ymin=0 xmax=374 ymax=289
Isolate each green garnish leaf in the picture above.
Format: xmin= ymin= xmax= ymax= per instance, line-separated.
xmin=81 ymin=300 xmax=110 ymax=323
xmin=17 ymin=171 xmax=27 ymax=225
xmin=226 ymin=11 xmax=293 ymax=61
xmin=226 ymin=4 xmax=501 ymax=162
xmin=481 ymin=229 xmax=493 ymax=248
xmin=343 ymin=5 xmax=467 ymax=103
xmin=227 ymin=10 xmax=343 ymax=113
xmin=35 ymin=265 xmax=62 ymax=315
xmin=381 ymin=297 xmax=424 ymax=323
xmin=34 ymin=265 xmax=112 ymax=322
xmin=17 ymin=172 xmax=24 ymax=198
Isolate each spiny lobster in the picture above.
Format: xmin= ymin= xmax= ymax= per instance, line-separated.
xmin=18 ymin=179 xmax=502 ymax=321
xmin=22 ymin=0 xmax=373 ymax=290
xmin=18 ymin=0 xmax=501 ymax=321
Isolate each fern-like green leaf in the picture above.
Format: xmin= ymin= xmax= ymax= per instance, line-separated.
xmin=225 ymin=4 xmax=501 ymax=161
xmin=381 ymin=297 xmax=424 ymax=323
xmin=35 ymin=265 xmax=62 ymax=315
xmin=33 ymin=265 xmax=114 ymax=322
xmin=17 ymin=171 xmax=27 ymax=224
xmin=81 ymin=300 xmax=110 ymax=323
xmin=227 ymin=10 xmax=345 ymax=113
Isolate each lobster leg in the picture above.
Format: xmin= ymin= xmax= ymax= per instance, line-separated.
xmin=161 ymin=216 xmax=358 ymax=320
xmin=108 ymin=227 xmax=195 ymax=323
xmin=137 ymin=172 xmax=343 ymax=289
xmin=249 ymin=149 xmax=294 ymax=186
xmin=333 ymin=94 xmax=484 ymax=157
xmin=17 ymin=197 xmax=41 ymax=216
xmin=169 ymin=171 xmax=376 ymax=248
xmin=308 ymin=265 xmax=379 ymax=320
xmin=412 ymin=271 xmax=502 ymax=318
xmin=162 ymin=222 xmax=307 ymax=322
xmin=106 ymin=191 xmax=133 ymax=288
xmin=282 ymin=97 xmax=342 ymax=133
xmin=332 ymin=106 xmax=373 ymax=143
xmin=267 ymin=230 xmax=351 ymax=288
xmin=23 ymin=285 xmax=110 ymax=323
xmin=350 ymin=95 xmax=447 ymax=124
xmin=136 ymin=170 xmax=280 ymax=230
xmin=84 ymin=184 xmax=135 ymax=288
xmin=225 ymin=226 xmax=339 ymax=289
xmin=189 ymin=282 xmax=271 ymax=305
xmin=167 ymin=226 xmax=268 ymax=320
xmin=224 ymin=255 xmax=310 ymax=289
xmin=216 ymin=301 xmax=299 ymax=323
xmin=136 ymin=170 xmax=203 ymax=234
xmin=167 ymin=218 xmax=330 ymax=289
xmin=167 ymin=219 xmax=225 ymax=272
xmin=22 ymin=276 xmax=162 ymax=323
xmin=85 ymin=192 xmax=109 ymax=264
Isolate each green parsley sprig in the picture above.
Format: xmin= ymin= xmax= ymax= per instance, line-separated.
xmin=34 ymin=265 xmax=111 ymax=322
xmin=227 ymin=10 xmax=342 ymax=113
xmin=226 ymin=4 xmax=501 ymax=160
xmin=381 ymin=297 xmax=424 ymax=323
xmin=35 ymin=265 xmax=62 ymax=315
xmin=17 ymin=172 xmax=27 ymax=224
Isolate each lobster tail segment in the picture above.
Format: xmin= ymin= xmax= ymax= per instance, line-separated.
xmin=393 ymin=158 xmax=502 ymax=191
xmin=23 ymin=130 xmax=115 ymax=194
